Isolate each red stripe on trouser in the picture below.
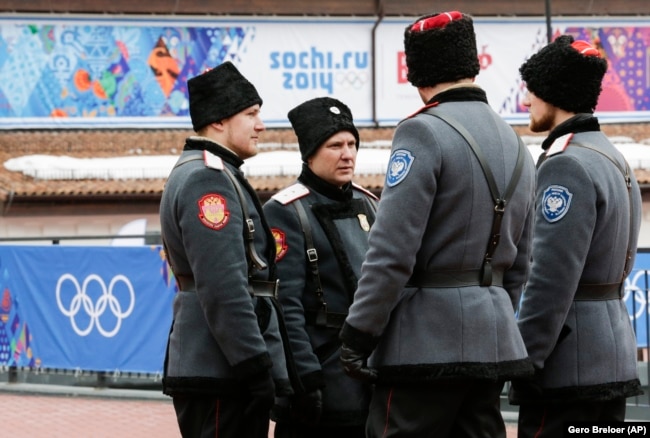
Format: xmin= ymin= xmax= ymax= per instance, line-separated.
xmin=534 ymin=408 xmax=547 ymax=438
xmin=214 ymin=399 xmax=220 ymax=438
xmin=383 ymin=387 xmax=394 ymax=438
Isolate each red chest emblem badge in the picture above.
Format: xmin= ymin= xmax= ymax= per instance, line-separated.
xmin=198 ymin=194 xmax=229 ymax=230
xmin=272 ymin=228 xmax=288 ymax=261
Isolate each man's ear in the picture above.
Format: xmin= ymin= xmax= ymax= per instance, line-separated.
xmin=210 ymin=120 xmax=225 ymax=132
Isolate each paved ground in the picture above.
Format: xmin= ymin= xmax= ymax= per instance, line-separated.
xmin=0 ymin=383 xmax=518 ymax=437
xmin=0 ymin=384 xmax=179 ymax=438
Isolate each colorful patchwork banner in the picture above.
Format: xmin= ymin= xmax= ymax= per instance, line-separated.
xmin=377 ymin=16 xmax=650 ymax=125
xmin=0 ymin=15 xmax=649 ymax=128
xmin=0 ymin=15 xmax=374 ymax=129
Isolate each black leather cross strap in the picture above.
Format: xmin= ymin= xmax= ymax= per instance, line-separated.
xmin=170 ymin=152 xmax=267 ymax=272
xmin=293 ymin=199 xmax=331 ymax=327
xmin=424 ymin=108 xmax=527 ymax=287
xmin=221 ymin=165 xmax=268 ymax=272
xmin=175 ymin=274 xmax=195 ymax=291
xmin=571 ymin=142 xmax=634 ymax=285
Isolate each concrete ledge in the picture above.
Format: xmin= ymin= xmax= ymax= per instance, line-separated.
xmin=0 ymin=382 xmax=169 ymax=401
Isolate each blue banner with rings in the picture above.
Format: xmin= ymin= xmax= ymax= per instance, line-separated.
xmin=0 ymin=244 xmax=648 ymax=373
xmin=626 ymin=251 xmax=650 ymax=348
xmin=0 ymin=245 xmax=176 ymax=374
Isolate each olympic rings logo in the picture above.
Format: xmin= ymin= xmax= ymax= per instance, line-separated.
xmin=56 ymin=274 xmax=136 ymax=337
xmin=335 ymin=71 xmax=369 ymax=90
xmin=624 ymin=271 xmax=650 ymax=321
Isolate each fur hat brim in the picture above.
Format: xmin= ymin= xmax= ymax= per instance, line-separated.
xmin=188 ymin=61 xmax=262 ymax=132
xmin=520 ymin=35 xmax=608 ymax=113
xmin=288 ymin=97 xmax=360 ymax=162
xmin=404 ymin=12 xmax=480 ymax=87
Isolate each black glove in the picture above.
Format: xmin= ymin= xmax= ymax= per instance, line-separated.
xmin=244 ymin=370 xmax=275 ymax=418
xmin=292 ymin=389 xmax=323 ymax=426
xmin=271 ymin=396 xmax=291 ymax=422
xmin=508 ymin=368 xmax=544 ymax=403
xmin=340 ymin=343 xmax=377 ymax=383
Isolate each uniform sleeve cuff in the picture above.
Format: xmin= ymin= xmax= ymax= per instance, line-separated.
xmin=339 ymin=322 xmax=379 ymax=354
xmin=232 ymin=352 xmax=273 ymax=379
xmin=299 ymin=370 xmax=325 ymax=393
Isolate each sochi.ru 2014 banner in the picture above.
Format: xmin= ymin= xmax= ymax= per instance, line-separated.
xmin=0 ymin=245 xmax=176 ymax=374
xmin=0 ymin=14 xmax=649 ymax=128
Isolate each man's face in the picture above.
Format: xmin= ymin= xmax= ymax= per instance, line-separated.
xmin=307 ymin=131 xmax=357 ymax=187
xmin=221 ymin=104 xmax=265 ymax=159
xmin=522 ymin=89 xmax=556 ymax=133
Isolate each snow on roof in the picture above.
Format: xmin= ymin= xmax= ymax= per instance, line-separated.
xmin=4 ymin=138 xmax=650 ymax=181
xmin=2 ymin=142 xmax=393 ymax=180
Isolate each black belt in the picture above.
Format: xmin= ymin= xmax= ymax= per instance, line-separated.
xmin=248 ymin=279 xmax=280 ymax=298
xmin=406 ymin=269 xmax=504 ymax=288
xmin=574 ymin=283 xmax=622 ymax=301
xmin=304 ymin=309 xmax=347 ymax=329
xmin=176 ymin=274 xmax=279 ymax=299
xmin=175 ymin=275 xmax=195 ymax=291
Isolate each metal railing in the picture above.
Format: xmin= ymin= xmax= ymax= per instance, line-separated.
xmin=0 ymin=233 xmax=162 ymax=245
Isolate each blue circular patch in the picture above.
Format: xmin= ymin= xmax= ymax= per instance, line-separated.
xmin=542 ymin=185 xmax=573 ymax=223
xmin=386 ymin=149 xmax=415 ymax=187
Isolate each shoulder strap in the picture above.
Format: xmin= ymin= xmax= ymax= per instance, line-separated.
xmin=221 ymin=166 xmax=268 ymax=272
xmin=365 ymin=195 xmax=379 ymax=214
xmin=425 ymin=108 xmax=527 ymax=206
xmin=351 ymin=183 xmax=378 ymax=214
xmin=293 ymin=199 xmax=328 ymax=326
xmin=172 ymin=152 xmax=203 ymax=169
xmin=570 ymin=142 xmax=635 ymax=282
xmin=423 ymin=108 xmax=527 ymax=286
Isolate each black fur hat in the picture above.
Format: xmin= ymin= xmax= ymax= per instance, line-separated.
xmin=188 ymin=61 xmax=263 ymax=132
xmin=519 ymin=35 xmax=608 ymax=113
xmin=404 ymin=11 xmax=480 ymax=87
xmin=288 ymin=97 xmax=360 ymax=162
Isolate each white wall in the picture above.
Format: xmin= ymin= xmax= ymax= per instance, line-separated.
xmin=640 ymin=202 xmax=650 ymax=249
xmin=0 ymin=213 xmax=161 ymax=246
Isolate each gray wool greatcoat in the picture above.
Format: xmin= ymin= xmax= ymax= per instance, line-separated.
xmin=263 ymin=170 xmax=377 ymax=427
xmin=510 ymin=123 xmax=643 ymax=404
xmin=340 ymin=87 xmax=537 ymax=383
xmin=160 ymin=137 xmax=291 ymax=398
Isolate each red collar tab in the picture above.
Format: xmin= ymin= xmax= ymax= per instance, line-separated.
xmin=546 ymin=133 xmax=574 ymax=157
xmin=406 ymin=101 xmax=440 ymax=119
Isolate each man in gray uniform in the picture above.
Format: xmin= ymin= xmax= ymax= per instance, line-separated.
xmin=264 ymin=97 xmax=377 ymax=438
xmin=338 ymin=11 xmax=536 ymax=438
xmin=510 ymin=35 xmax=643 ymax=436
xmin=159 ymin=61 xmax=291 ymax=438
